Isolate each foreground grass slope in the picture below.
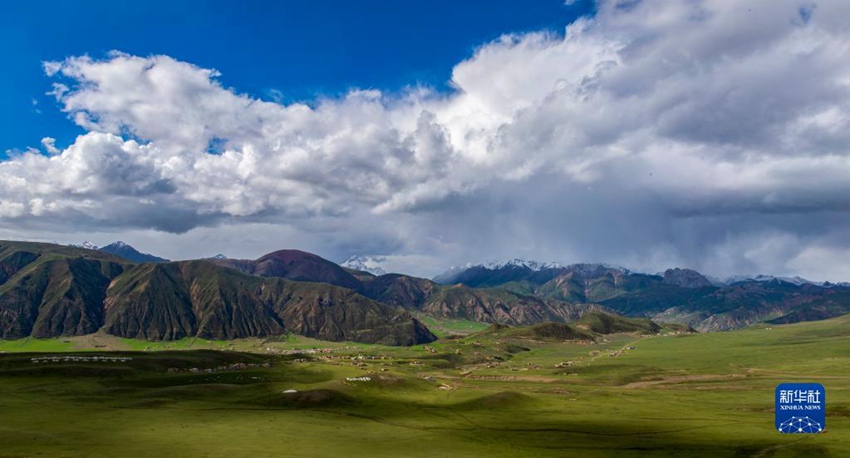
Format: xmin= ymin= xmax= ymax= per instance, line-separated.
xmin=2 ymin=314 xmax=849 ymax=457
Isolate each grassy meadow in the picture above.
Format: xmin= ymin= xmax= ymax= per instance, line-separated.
xmin=1 ymin=316 xmax=849 ymax=457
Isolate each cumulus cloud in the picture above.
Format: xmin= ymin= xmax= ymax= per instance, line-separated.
xmin=3 ymin=0 xmax=850 ymax=280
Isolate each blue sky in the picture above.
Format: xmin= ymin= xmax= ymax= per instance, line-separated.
xmin=1 ymin=0 xmax=594 ymax=156
xmin=2 ymin=0 xmax=850 ymax=281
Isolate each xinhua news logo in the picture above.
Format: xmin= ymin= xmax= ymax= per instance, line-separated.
xmin=775 ymin=383 xmax=825 ymax=434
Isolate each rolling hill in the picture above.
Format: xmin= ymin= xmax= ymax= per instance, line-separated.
xmin=468 ymin=311 xmax=664 ymax=343
xmin=213 ymin=249 xmax=363 ymax=291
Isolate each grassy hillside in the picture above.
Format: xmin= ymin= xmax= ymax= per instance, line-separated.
xmin=466 ymin=312 xmax=661 ymax=343
xmin=574 ymin=311 xmax=662 ymax=334
xmin=496 ymin=322 xmax=596 ymax=341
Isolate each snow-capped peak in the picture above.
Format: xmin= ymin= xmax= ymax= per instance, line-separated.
xmin=72 ymin=241 xmax=99 ymax=250
xmin=480 ymin=258 xmax=565 ymax=271
xmin=340 ymin=255 xmax=386 ymax=276
xmin=433 ymin=259 xmax=566 ymax=282
xmin=465 ymin=259 xmax=630 ymax=274
xmin=432 ymin=259 xmax=633 ymax=284
xmin=211 ymin=254 xmax=228 ymax=260
xmin=438 ymin=259 xmax=628 ymax=277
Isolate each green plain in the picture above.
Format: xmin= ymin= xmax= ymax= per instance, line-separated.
xmin=1 ymin=315 xmax=849 ymax=457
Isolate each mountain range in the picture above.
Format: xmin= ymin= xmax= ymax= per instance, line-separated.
xmin=432 ymin=261 xmax=850 ymax=331
xmin=2 ymin=240 xmax=850 ymax=343
xmin=0 ymin=241 xmax=433 ymax=345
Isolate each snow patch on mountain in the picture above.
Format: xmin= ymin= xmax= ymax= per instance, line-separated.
xmin=480 ymin=259 xmax=566 ymax=271
xmin=449 ymin=259 xmax=628 ymax=274
xmin=340 ymin=255 xmax=387 ymax=276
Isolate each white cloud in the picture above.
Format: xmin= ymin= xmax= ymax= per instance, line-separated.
xmin=3 ymin=0 xmax=850 ymax=280
xmin=40 ymin=137 xmax=60 ymax=155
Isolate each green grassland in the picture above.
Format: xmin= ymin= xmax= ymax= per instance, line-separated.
xmin=2 ymin=316 xmax=850 ymax=457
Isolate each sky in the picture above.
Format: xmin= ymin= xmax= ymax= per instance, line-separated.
xmin=2 ymin=0 xmax=850 ymax=281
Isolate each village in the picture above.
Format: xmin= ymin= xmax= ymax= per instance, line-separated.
xmin=30 ymin=355 xmax=132 ymax=364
